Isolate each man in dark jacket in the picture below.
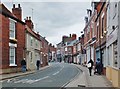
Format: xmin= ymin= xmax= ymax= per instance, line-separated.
xmin=21 ymin=58 xmax=26 ymax=72
xmin=36 ymin=59 xmax=40 ymax=70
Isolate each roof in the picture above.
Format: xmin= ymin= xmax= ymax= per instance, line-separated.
xmin=67 ymin=40 xmax=77 ymax=46
xmin=0 ymin=4 xmax=25 ymax=24
xmin=25 ymin=25 xmax=41 ymax=41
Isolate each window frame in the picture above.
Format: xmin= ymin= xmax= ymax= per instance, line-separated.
xmin=9 ymin=46 xmax=17 ymax=66
xmin=9 ymin=18 xmax=16 ymax=39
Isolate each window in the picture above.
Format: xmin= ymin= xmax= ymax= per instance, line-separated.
xmin=31 ymin=37 xmax=33 ymax=46
xmin=9 ymin=19 xmax=16 ymax=38
xmin=97 ymin=26 xmax=99 ymax=41
xmin=113 ymin=41 xmax=118 ymax=68
xmin=113 ymin=2 xmax=117 ymax=19
xmin=9 ymin=47 xmax=15 ymax=65
xmin=101 ymin=17 xmax=104 ymax=36
xmin=36 ymin=40 xmax=38 ymax=47
xmin=107 ymin=47 xmax=110 ymax=65
xmin=30 ymin=52 xmax=33 ymax=62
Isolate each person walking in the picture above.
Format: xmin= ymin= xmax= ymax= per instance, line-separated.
xmin=95 ymin=58 xmax=102 ymax=75
xmin=36 ymin=59 xmax=40 ymax=70
xmin=88 ymin=59 xmax=94 ymax=76
xmin=21 ymin=58 xmax=26 ymax=73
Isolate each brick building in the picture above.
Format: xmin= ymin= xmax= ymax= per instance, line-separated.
xmin=40 ymin=36 xmax=49 ymax=67
xmin=95 ymin=1 xmax=107 ymax=75
xmin=83 ymin=4 xmax=97 ymax=65
xmin=48 ymin=44 xmax=56 ymax=62
xmin=0 ymin=4 xmax=25 ymax=74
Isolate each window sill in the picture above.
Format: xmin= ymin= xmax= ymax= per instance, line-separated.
xmin=9 ymin=64 xmax=17 ymax=67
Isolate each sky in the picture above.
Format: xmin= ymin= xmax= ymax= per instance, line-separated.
xmin=2 ymin=0 xmax=92 ymax=46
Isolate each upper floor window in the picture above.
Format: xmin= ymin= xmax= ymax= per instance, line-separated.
xmin=101 ymin=17 xmax=104 ymax=36
xmin=31 ymin=37 xmax=33 ymax=46
xmin=9 ymin=18 xmax=16 ymax=38
xmin=113 ymin=2 xmax=117 ymax=19
xmin=36 ymin=40 xmax=38 ymax=47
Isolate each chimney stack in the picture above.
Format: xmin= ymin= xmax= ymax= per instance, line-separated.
xmin=25 ymin=16 xmax=34 ymax=30
xmin=12 ymin=4 xmax=22 ymax=20
xmin=72 ymin=34 xmax=77 ymax=40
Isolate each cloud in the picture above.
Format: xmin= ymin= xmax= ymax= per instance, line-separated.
xmin=46 ymin=22 xmax=85 ymax=45
xmin=3 ymin=2 xmax=91 ymax=46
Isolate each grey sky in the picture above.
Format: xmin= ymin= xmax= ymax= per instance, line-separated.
xmin=3 ymin=1 xmax=91 ymax=46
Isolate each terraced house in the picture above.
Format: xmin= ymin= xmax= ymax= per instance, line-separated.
xmin=25 ymin=17 xmax=42 ymax=70
xmin=0 ymin=4 xmax=25 ymax=74
xmin=0 ymin=3 xmax=49 ymax=74
xmin=106 ymin=1 xmax=120 ymax=87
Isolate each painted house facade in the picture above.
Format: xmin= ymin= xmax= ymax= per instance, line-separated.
xmin=106 ymin=1 xmax=120 ymax=87
xmin=25 ymin=18 xmax=41 ymax=70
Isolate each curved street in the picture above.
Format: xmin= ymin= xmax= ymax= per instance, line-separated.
xmin=2 ymin=63 xmax=82 ymax=87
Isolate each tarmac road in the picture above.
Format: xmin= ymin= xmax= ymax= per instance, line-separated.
xmin=2 ymin=62 xmax=82 ymax=88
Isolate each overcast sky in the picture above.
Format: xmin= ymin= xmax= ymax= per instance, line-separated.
xmin=2 ymin=0 xmax=92 ymax=46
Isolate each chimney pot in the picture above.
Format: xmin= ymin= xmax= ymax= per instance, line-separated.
xmin=29 ymin=17 xmax=31 ymax=20
xmin=18 ymin=4 xmax=21 ymax=8
xmin=13 ymin=4 xmax=15 ymax=8
xmin=26 ymin=17 xmax=28 ymax=20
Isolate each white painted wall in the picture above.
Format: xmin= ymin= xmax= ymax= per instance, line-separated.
xmin=106 ymin=1 xmax=119 ymax=69
xmin=25 ymin=26 xmax=41 ymax=70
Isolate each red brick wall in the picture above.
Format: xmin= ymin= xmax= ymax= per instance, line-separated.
xmin=1 ymin=15 xmax=9 ymax=69
xmin=0 ymin=14 xmax=2 ymax=68
xmin=1 ymin=14 xmax=25 ymax=71
xmin=16 ymin=22 xmax=25 ymax=67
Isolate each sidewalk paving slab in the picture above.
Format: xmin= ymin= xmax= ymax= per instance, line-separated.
xmin=65 ymin=64 xmax=113 ymax=88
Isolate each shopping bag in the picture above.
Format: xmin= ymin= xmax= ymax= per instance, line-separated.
xmin=87 ymin=63 xmax=91 ymax=68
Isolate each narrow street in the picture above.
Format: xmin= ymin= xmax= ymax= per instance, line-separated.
xmin=1 ymin=1 xmax=120 ymax=88
xmin=2 ymin=63 xmax=82 ymax=87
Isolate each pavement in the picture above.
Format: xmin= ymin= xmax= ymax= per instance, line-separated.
xmin=0 ymin=63 xmax=113 ymax=88
xmin=65 ymin=64 xmax=113 ymax=87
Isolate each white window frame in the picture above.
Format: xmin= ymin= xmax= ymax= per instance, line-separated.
xmin=9 ymin=44 xmax=17 ymax=66
xmin=9 ymin=18 xmax=16 ymax=39
xmin=31 ymin=37 xmax=33 ymax=46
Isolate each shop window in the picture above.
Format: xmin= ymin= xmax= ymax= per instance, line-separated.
xmin=107 ymin=47 xmax=110 ymax=65
xmin=113 ymin=41 xmax=118 ymax=68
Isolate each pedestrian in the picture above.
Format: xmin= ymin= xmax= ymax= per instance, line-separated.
xmin=95 ymin=58 xmax=102 ymax=75
xmin=36 ymin=59 xmax=40 ymax=70
xmin=21 ymin=58 xmax=26 ymax=73
xmin=87 ymin=59 xmax=94 ymax=76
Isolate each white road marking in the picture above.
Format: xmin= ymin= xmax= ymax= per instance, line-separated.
xmin=29 ymin=76 xmax=49 ymax=84
xmin=7 ymin=78 xmax=17 ymax=83
xmin=52 ymin=71 xmax=60 ymax=75
xmin=52 ymin=65 xmax=64 ymax=76
xmin=11 ymin=76 xmax=50 ymax=84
